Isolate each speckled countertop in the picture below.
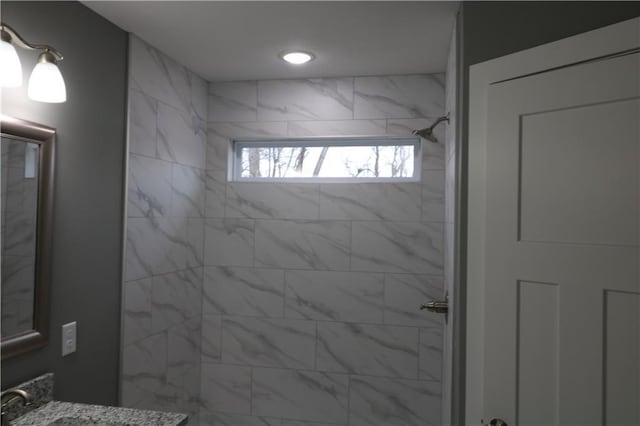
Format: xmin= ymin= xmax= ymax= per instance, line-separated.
xmin=2 ymin=372 xmax=54 ymax=421
xmin=12 ymin=401 xmax=188 ymax=426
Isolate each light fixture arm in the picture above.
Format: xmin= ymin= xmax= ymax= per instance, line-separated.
xmin=1 ymin=23 xmax=63 ymax=61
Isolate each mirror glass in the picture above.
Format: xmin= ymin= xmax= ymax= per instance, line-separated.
xmin=1 ymin=114 xmax=54 ymax=359
xmin=1 ymin=137 xmax=40 ymax=337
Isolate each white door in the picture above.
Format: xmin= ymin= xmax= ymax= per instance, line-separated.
xmin=467 ymin=18 xmax=640 ymax=426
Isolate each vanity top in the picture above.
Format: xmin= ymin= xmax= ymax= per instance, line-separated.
xmin=12 ymin=401 xmax=188 ymax=426
xmin=2 ymin=372 xmax=54 ymax=421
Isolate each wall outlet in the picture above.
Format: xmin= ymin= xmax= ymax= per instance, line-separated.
xmin=62 ymin=321 xmax=77 ymax=356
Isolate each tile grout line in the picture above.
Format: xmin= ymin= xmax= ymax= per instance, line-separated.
xmin=199 ymin=358 xmax=443 ymax=383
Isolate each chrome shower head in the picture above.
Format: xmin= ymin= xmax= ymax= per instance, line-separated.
xmin=412 ymin=114 xmax=450 ymax=143
xmin=412 ymin=127 xmax=438 ymax=143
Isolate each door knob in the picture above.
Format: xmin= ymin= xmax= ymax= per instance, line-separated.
xmin=420 ymin=300 xmax=448 ymax=314
xmin=489 ymin=419 xmax=508 ymax=426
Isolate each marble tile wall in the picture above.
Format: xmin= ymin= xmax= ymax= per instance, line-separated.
xmin=201 ymin=74 xmax=446 ymax=426
xmin=121 ymin=36 xmax=207 ymax=424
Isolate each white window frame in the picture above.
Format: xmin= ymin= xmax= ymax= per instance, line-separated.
xmin=231 ymin=136 xmax=422 ymax=183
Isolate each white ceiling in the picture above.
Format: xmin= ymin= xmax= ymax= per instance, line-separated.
xmin=84 ymin=1 xmax=458 ymax=82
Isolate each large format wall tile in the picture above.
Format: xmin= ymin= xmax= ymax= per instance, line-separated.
xmin=125 ymin=34 xmax=209 ymax=422
xmin=384 ymin=274 xmax=444 ymax=327
xmin=354 ymin=75 xmax=445 ymax=119
xmin=186 ymin=218 xmax=204 ymax=268
xmin=422 ymin=169 xmax=446 ymax=224
xmin=123 ymin=278 xmax=152 ymax=345
xmin=167 ymin=317 xmax=202 ymax=400
xmin=201 ymin=314 xmax=222 ymax=364
xmin=422 ymin=171 xmax=445 ymax=199
xmin=128 ymin=155 xmax=172 ymax=218
xmin=125 ymin=217 xmax=188 ymax=280
xmin=190 ymin=72 xmax=209 ymax=122
xmin=226 ymin=183 xmax=320 ymax=220
xmin=158 ymin=104 xmax=207 ymax=169
xmin=258 ymin=78 xmax=354 ymax=121
xmin=319 ymin=183 xmax=421 ymax=221
xmin=254 ymin=220 xmax=350 ymax=270
xmin=121 ymin=333 xmax=167 ymax=407
xmin=287 ymin=120 xmax=386 ymax=137
xmin=419 ymin=327 xmax=443 ymax=382
xmin=210 ymin=121 xmax=289 ymax=141
xmin=203 ymin=266 xmax=285 ymax=317
xmin=281 ymin=421 xmax=338 ymax=426
xmin=284 ymin=270 xmax=383 ymax=323
xmin=171 ymin=164 xmax=205 ymax=218
xmin=200 ymin=411 xmax=281 ymax=426
xmin=204 ymin=218 xmax=254 ymax=267
xmin=129 ymin=90 xmax=157 ymax=157
xmin=124 ymin=66 xmax=448 ymax=424
xmin=201 ymin=363 xmax=251 ymax=414
xmin=199 ymin=72 xmax=446 ymax=426
xmin=151 ymin=268 xmax=202 ymax=333
xmin=252 ymin=368 xmax=349 ymax=424
xmin=349 ymin=376 xmax=441 ymax=426
xmin=351 ymin=221 xmax=443 ymax=274
xmin=205 ymin=171 xmax=226 ymax=217
xmin=206 ymin=134 xmax=230 ymax=182
xmin=222 ymin=317 xmax=315 ymax=369
xmin=209 ymin=81 xmax=258 ymax=123
xmin=422 ymin=198 xmax=445 ymax=223
xmin=130 ymin=36 xmax=192 ymax=114
xmin=316 ymin=322 xmax=419 ymax=379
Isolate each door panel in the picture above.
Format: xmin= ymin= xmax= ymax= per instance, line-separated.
xmin=519 ymin=99 xmax=639 ymax=246
xmin=517 ymin=280 xmax=559 ymax=426
xmin=604 ymin=290 xmax=640 ymax=426
xmin=483 ymin=52 xmax=639 ymax=425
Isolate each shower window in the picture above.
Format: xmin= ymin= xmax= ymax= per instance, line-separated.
xmin=231 ymin=137 xmax=421 ymax=182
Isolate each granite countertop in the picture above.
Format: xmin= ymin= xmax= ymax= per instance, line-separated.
xmin=3 ymin=372 xmax=54 ymax=421
xmin=12 ymin=401 xmax=188 ymax=426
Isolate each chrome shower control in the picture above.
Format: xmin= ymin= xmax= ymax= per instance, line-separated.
xmin=420 ymin=300 xmax=448 ymax=314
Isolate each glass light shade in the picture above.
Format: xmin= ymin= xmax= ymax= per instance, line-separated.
xmin=0 ymin=38 xmax=23 ymax=87
xmin=28 ymin=59 xmax=66 ymax=103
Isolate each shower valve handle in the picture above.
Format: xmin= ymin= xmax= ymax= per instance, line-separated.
xmin=420 ymin=300 xmax=448 ymax=314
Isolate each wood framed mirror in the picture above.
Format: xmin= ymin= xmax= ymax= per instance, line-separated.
xmin=1 ymin=114 xmax=55 ymax=359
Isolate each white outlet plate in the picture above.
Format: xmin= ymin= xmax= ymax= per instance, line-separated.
xmin=62 ymin=321 xmax=77 ymax=356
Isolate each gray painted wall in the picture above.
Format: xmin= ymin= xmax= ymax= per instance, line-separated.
xmin=456 ymin=2 xmax=640 ymax=424
xmin=1 ymin=1 xmax=128 ymax=406
xmin=462 ymin=1 xmax=640 ymax=66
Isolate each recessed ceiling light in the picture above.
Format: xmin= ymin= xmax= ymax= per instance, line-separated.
xmin=280 ymin=51 xmax=314 ymax=65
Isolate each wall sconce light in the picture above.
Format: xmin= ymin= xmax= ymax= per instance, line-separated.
xmin=0 ymin=23 xmax=66 ymax=103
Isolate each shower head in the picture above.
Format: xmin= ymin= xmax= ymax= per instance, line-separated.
xmin=413 ymin=127 xmax=439 ymax=143
xmin=412 ymin=114 xmax=450 ymax=143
